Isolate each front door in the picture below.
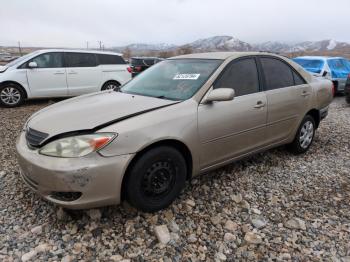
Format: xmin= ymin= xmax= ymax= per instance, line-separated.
xmin=198 ymin=57 xmax=267 ymax=169
xmin=26 ymin=52 xmax=68 ymax=97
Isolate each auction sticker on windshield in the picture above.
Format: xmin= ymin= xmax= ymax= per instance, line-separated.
xmin=173 ymin=74 xmax=200 ymax=80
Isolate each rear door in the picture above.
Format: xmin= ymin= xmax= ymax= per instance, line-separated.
xmin=26 ymin=52 xmax=68 ymax=97
xmin=65 ymin=52 xmax=101 ymax=96
xmin=198 ymin=57 xmax=268 ymax=169
xmin=259 ymin=56 xmax=311 ymax=144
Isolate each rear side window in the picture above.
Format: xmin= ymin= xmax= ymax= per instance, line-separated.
xmin=214 ymin=58 xmax=259 ymax=97
xmin=97 ymin=54 xmax=126 ymax=65
xmin=27 ymin=52 xmax=64 ymax=68
xmin=261 ymin=57 xmax=294 ymax=90
xmin=293 ymin=71 xmax=306 ymax=85
xmin=65 ymin=53 xmax=97 ymax=67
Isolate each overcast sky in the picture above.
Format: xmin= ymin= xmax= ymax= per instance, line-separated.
xmin=1 ymin=0 xmax=350 ymax=48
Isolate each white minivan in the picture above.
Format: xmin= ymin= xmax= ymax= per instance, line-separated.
xmin=0 ymin=49 xmax=131 ymax=107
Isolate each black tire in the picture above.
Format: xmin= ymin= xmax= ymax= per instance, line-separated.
xmin=0 ymin=83 xmax=25 ymax=107
xmin=125 ymin=146 xmax=187 ymax=212
xmin=288 ymin=115 xmax=316 ymax=155
xmin=101 ymin=81 xmax=120 ymax=91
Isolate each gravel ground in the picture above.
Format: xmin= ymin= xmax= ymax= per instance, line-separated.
xmin=0 ymin=97 xmax=349 ymax=262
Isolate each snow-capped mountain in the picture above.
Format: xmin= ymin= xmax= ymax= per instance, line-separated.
xmin=186 ymin=36 xmax=252 ymax=51
xmin=253 ymin=39 xmax=350 ymax=53
xmin=112 ymin=36 xmax=350 ymax=54
xmin=113 ymin=43 xmax=177 ymax=52
xmin=290 ymin=39 xmax=350 ymax=52
xmin=252 ymin=41 xmax=292 ymax=52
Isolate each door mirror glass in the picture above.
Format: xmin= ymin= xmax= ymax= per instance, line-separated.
xmin=28 ymin=61 xmax=38 ymax=68
xmin=203 ymin=88 xmax=235 ymax=103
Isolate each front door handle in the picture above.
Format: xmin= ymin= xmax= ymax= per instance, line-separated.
xmin=254 ymin=101 xmax=266 ymax=109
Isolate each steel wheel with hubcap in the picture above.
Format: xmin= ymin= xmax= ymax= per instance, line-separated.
xmin=125 ymin=146 xmax=187 ymax=212
xmin=0 ymin=84 xmax=24 ymax=107
xmin=288 ymin=115 xmax=316 ymax=154
xmin=101 ymin=81 xmax=120 ymax=91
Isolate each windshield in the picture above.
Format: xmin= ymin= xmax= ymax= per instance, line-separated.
xmin=121 ymin=59 xmax=222 ymax=100
xmin=292 ymin=58 xmax=325 ymax=74
xmin=5 ymin=52 xmax=39 ymax=67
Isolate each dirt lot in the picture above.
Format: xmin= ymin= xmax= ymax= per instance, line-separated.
xmin=0 ymin=97 xmax=349 ymax=261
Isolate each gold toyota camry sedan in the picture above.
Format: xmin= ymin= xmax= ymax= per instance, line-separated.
xmin=16 ymin=52 xmax=333 ymax=212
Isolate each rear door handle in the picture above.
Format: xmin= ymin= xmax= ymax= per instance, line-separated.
xmin=301 ymin=91 xmax=311 ymax=97
xmin=68 ymin=71 xmax=78 ymax=75
xmin=254 ymin=101 xmax=266 ymax=109
xmin=54 ymin=71 xmax=65 ymax=75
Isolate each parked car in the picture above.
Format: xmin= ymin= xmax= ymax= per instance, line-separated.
xmin=345 ymin=74 xmax=350 ymax=104
xmin=17 ymin=52 xmax=333 ymax=212
xmin=0 ymin=49 xmax=131 ymax=107
xmin=292 ymin=56 xmax=350 ymax=95
xmin=127 ymin=57 xmax=163 ymax=77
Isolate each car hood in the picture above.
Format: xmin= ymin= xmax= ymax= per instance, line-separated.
xmin=27 ymin=91 xmax=178 ymax=138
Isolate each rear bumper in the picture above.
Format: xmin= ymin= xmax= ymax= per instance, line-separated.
xmin=333 ymin=78 xmax=346 ymax=92
xmin=319 ymin=106 xmax=329 ymax=121
xmin=16 ymin=131 xmax=134 ymax=209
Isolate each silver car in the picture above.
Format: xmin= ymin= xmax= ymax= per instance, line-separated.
xmin=16 ymin=52 xmax=333 ymax=212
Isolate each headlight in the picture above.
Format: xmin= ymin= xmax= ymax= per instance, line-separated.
xmin=39 ymin=133 xmax=116 ymax=158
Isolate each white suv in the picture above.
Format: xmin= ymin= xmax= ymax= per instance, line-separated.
xmin=0 ymin=49 xmax=131 ymax=107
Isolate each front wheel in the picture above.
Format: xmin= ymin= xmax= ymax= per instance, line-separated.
xmin=125 ymin=146 xmax=187 ymax=212
xmin=0 ymin=84 xmax=25 ymax=107
xmin=288 ymin=115 xmax=316 ymax=155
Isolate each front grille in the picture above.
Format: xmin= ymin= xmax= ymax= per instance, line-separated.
xmin=50 ymin=192 xmax=82 ymax=202
xmin=26 ymin=128 xmax=49 ymax=147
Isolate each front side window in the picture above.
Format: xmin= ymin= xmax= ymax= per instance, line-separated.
xmin=65 ymin=53 xmax=97 ymax=67
xmin=261 ymin=57 xmax=294 ymax=90
xmin=214 ymin=58 xmax=259 ymax=97
xmin=27 ymin=52 xmax=64 ymax=68
xmin=121 ymin=59 xmax=222 ymax=101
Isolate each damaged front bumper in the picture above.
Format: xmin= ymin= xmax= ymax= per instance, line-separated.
xmin=16 ymin=131 xmax=134 ymax=209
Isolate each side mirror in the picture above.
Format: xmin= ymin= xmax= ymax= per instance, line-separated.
xmin=322 ymin=71 xmax=328 ymax=77
xmin=28 ymin=61 xmax=38 ymax=68
xmin=202 ymin=88 xmax=235 ymax=104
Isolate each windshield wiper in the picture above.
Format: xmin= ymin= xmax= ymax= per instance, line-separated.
xmin=155 ymin=95 xmax=180 ymax=101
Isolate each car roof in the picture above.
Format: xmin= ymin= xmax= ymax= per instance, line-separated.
xmin=34 ymin=49 xmax=123 ymax=56
xmin=170 ymin=51 xmax=283 ymax=60
xmin=294 ymin=56 xmax=346 ymax=61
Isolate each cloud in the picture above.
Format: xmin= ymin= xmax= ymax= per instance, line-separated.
xmin=1 ymin=0 xmax=350 ymax=47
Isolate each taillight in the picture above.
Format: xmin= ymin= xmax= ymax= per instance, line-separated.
xmin=135 ymin=66 xmax=142 ymax=72
xmin=127 ymin=67 xmax=132 ymax=73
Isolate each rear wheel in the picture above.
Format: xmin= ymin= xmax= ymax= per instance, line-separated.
xmin=125 ymin=146 xmax=187 ymax=212
xmin=101 ymin=81 xmax=120 ymax=91
xmin=346 ymin=94 xmax=350 ymax=104
xmin=0 ymin=83 xmax=25 ymax=107
xmin=288 ymin=115 xmax=316 ymax=154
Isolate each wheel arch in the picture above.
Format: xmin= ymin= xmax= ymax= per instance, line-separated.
xmin=306 ymin=108 xmax=320 ymax=128
xmin=0 ymin=81 xmax=28 ymax=98
xmin=101 ymin=80 xmax=121 ymax=90
xmin=120 ymin=139 xmax=193 ymax=200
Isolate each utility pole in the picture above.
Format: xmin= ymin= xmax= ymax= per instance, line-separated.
xmin=86 ymin=41 xmax=89 ymax=49
xmin=98 ymin=41 xmax=102 ymax=50
xmin=18 ymin=41 xmax=22 ymax=56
